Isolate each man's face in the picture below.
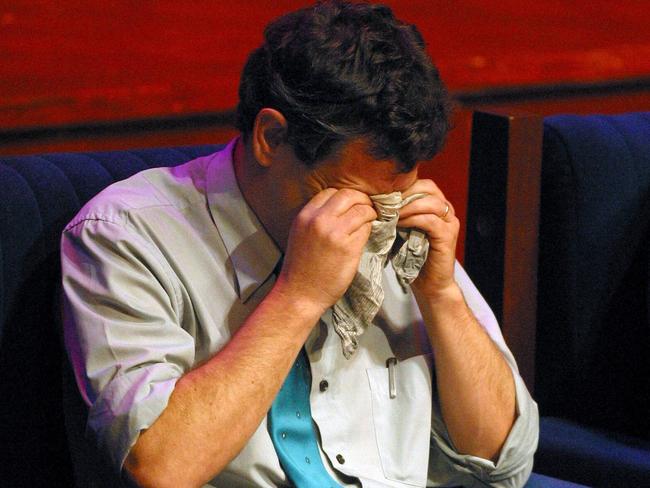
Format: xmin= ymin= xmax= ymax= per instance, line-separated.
xmin=255 ymin=136 xmax=421 ymax=250
xmin=301 ymin=138 xmax=419 ymax=201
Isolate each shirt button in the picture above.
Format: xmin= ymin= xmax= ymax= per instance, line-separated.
xmin=319 ymin=380 xmax=329 ymax=392
xmin=336 ymin=454 xmax=345 ymax=464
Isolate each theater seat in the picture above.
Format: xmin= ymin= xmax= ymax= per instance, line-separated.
xmin=537 ymin=417 xmax=650 ymax=485
xmin=0 ymin=145 xmax=221 ymax=486
xmin=466 ymin=111 xmax=650 ymax=486
xmin=525 ymin=471 xmax=589 ymax=487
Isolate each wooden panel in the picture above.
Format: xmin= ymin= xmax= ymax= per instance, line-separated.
xmin=2 ymin=1 xmax=650 ymax=130
xmin=4 ymin=0 xmax=650 ymax=266
xmin=465 ymin=110 xmax=543 ymax=390
xmin=0 ymin=120 xmax=238 ymax=155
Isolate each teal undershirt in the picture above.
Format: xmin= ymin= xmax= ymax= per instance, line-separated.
xmin=268 ymin=348 xmax=342 ymax=488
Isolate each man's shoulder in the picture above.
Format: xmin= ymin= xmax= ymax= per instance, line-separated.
xmin=63 ymin=151 xmax=218 ymax=232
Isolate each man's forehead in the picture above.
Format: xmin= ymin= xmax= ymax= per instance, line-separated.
xmin=314 ymin=137 xmax=419 ymax=195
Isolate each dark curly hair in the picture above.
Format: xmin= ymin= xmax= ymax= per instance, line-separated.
xmin=236 ymin=0 xmax=450 ymax=172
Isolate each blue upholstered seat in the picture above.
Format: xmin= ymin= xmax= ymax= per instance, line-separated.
xmin=0 ymin=145 xmax=221 ymax=486
xmin=537 ymin=417 xmax=650 ymax=485
xmin=0 ymin=140 xmax=614 ymax=487
xmin=533 ymin=113 xmax=650 ymax=485
xmin=525 ymin=472 xmax=589 ymax=487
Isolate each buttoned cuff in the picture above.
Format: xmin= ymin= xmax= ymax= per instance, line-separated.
xmin=429 ymin=365 xmax=539 ymax=487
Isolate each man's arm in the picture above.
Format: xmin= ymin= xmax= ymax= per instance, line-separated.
xmin=122 ymin=187 xmax=376 ymax=488
xmin=399 ymin=179 xmax=516 ymax=462
xmin=122 ymin=282 xmax=323 ymax=487
xmin=414 ymin=285 xmax=516 ymax=462
xmin=63 ymin=188 xmax=376 ymax=488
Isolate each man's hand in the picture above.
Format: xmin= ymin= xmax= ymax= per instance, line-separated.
xmin=276 ymin=188 xmax=377 ymax=313
xmin=125 ymin=189 xmax=375 ymax=488
xmin=398 ymin=179 xmax=460 ymax=299
xmin=397 ymin=179 xmax=516 ymax=462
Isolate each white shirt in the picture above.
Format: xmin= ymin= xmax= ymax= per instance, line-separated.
xmin=61 ymin=139 xmax=538 ymax=487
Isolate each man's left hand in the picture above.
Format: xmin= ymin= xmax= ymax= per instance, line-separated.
xmin=398 ymin=179 xmax=460 ymax=300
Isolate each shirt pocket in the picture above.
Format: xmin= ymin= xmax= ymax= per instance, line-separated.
xmin=366 ymin=354 xmax=433 ymax=487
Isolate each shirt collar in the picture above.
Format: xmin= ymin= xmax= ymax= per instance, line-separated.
xmin=206 ymin=138 xmax=282 ymax=303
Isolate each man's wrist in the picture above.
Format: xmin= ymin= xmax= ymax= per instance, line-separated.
xmin=413 ymin=282 xmax=472 ymax=334
xmin=268 ymin=278 xmax=330 ymax=324
xmin=414 ymin=281 xmax=465 ymax=309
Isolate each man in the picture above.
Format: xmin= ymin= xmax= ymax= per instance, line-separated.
xmin=61 ymin=2 xmax=538 ymax=487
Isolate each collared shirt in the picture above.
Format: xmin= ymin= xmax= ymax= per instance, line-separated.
xmin=61 ymin=139 xmax=539 ymax=487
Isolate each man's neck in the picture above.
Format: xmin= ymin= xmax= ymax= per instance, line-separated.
xmin=232 ymin=137 xmax=289 ymax=251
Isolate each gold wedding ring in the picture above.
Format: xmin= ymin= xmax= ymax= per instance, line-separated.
xmin=441 ymin=202 xmax=450 ymax=219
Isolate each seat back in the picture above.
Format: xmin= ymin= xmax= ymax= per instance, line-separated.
xmin=466 ymin=110 xmax=650 ymax=440
xmin=0 ymin=145 xmax=221 ymax=486
xmin=536 ymin=114 xmax=650 ymax=439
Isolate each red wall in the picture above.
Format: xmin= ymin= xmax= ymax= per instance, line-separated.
xmin=3 ymin=1 xmax=650 ymax=257
xmin=3 ymin=1 xmax=650 ymax=130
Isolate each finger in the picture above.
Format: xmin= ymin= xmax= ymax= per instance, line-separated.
xmin=399 ymin=195 xmax=455 ymax=221
xmin=303 ymin=187 xmax=339 ymax=210
xmin=399 ymin=213 xmax=459 ymax=238
xmin=320 ymin=188 xmax=374 ymax=216
xmin=441 ymin=200 xmax=455 ymax=220
xmin=339 ymin=203 xmax=378 ymax=234
xmin=401 ymin=178 xmax=446 ymax=201
xmin=348 ymin=220 xmax=373 ymax=247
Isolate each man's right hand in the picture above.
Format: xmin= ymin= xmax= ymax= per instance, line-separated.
xmin=124 ymin=188 xmax=376 ymax=488
xmin=275 ymin=188 xmax=377 ymax=314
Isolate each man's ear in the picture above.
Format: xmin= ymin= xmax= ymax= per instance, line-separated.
xmin=252 ymin=108 xmax=288 ymax=168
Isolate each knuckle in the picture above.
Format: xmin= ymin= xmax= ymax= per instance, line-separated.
xmin=349 ymin=204 xmax=363 ymax=216
xmin=343 ymin=187 xmax=369 ymax=201
xmin=295 ymin=211 xmax=310 ymax=227
xmin=351 ymin=204 xmax=376 ymax=220
xmin=315 ymin=188 xmax=337 ymax=201
xmin=312 ymin=215 xmax=330 ymax=233
xmin=418 ymin=178 xmax=437 ymax=192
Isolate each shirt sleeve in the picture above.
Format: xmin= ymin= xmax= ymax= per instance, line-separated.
xmin=427 ymin=262 xmax=539 ymax=487
xmin=61 ymin=217 xmax=196 ymax=473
